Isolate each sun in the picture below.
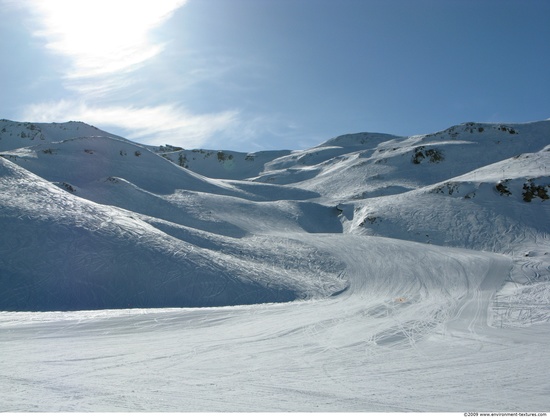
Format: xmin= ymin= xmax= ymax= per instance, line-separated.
xmin=30 ymin=0 xmax=187 ymax=78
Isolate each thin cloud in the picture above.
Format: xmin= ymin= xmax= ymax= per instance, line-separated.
xmin=11 ymin=0 xmax=248 ymax=148
xmin=7 ymin=0 xmax=286 ymax=150
xmin=23 ymin=100 xmax=240 ymax=148
xmin=19 ymin=0 xmax=187 ymax=94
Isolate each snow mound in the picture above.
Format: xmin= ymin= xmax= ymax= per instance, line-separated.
xmin=0 ymin=158 xmax=346 ymax=310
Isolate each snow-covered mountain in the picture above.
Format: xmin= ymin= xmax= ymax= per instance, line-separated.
xmin=1 ymin=118 xmax=549 ymax=411
xmin=1 ymin=117 xmax=549 ymax=313
xmin=0 ymin=119 xmax=129 ymax=152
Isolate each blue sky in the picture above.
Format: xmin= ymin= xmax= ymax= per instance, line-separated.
xmin=1 ymin=0 xmax=549 ymax=151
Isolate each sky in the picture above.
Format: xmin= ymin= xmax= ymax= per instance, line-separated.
xmin=1 ymin=0 xmax=549 ymax=151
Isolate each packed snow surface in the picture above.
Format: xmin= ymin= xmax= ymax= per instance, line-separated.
xmin=1 ymin=119 xmax=549 ymax=411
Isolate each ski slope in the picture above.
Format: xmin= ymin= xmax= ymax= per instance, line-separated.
xmin=2 ymin=235 xmax=549 ymax=411
xmin=1 ymin=119 xmax=549 ymax=411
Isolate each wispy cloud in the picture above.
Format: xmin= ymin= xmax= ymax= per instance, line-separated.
xmin=9 ymin=0 xmax=291 ymax=150
xmin=23 ymin=100 xmax=240 ymax=148
xmin=12 ymin=0 xmax=251 ymax=148
xmin=18 ymin=0 xmax=187 ymax=94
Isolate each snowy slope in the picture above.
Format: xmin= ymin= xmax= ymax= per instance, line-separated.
xmin=350 ymin=146 xmax=550 ymax=252
xmin=2 ymin=234 xmax=549 ymax=411
xmin=0 ymin=136 xmax=342 ymax=239
xmin=2 ymin=136 xmax=256 ymax=197
xmin=252 ymin=121 xmax=550 ymax=201
xmin=0 ymin=157 xmax=346 ymax=310
xmin=1 ymin=135 xmax=321 ymax=201
xmin=0 ymin=119 xmax=128 ymax=152
xmin=1 ymin=119 xmax=550 ymax=411
xmin=154 ymin=145 xmax=291 ymax=180
xmin=1 ymin=118 xmax=549 ymax=317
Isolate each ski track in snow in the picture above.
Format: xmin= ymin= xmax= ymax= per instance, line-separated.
xmin=1 ymin=235 xmax=549 ymax=411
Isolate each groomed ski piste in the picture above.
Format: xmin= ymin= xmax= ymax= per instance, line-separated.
xmin=1 ymin=119 xmax=549 ymax=412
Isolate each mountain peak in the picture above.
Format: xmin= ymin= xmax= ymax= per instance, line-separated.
xmin=0 ymin=119 xmax=128 ymax=152
xmin=318 ymin=131 xmax=402 ymax=148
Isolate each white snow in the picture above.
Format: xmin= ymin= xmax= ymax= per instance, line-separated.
xmin=0 ymin=119 xmax=549 ymax=412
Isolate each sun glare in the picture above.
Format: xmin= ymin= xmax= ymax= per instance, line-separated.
xmin=30 ymin=0 xmax=187 ymax=78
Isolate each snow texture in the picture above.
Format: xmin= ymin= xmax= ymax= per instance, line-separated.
xmin=1 ymin=119 xmax=549 ymax=411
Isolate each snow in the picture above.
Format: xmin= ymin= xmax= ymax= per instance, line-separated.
xmin=152 ymin=146 xmax=292 ymax=180
xmin=0 ymin=119 xmax=549 ymax=411
xmin=0 ymin=119 xmax=127 ymax=152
